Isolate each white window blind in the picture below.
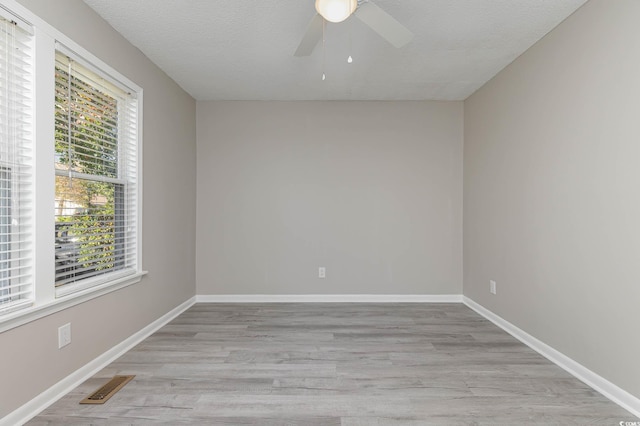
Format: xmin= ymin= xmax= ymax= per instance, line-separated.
xmin=54 ymin=49 xmax=138 ymax=296
xmin=0 ymin=12 xmax=34 ymax=314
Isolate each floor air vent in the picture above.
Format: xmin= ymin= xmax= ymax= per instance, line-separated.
xmin=80 ymin=375 xmax=135 ymax=404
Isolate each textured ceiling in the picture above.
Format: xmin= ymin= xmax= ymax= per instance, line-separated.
xmin=82 ymin=0 xmax=587 ymax=101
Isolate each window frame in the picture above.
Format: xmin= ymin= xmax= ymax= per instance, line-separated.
xmin=0 ymin=0 xmax=146 ymax=333
xmin=0 ymin=6 xmax=35 ymax=316
xmin=53 ymin=47 xmax=138 ymax=297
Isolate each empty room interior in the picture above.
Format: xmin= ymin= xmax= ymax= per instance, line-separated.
xmin=1 ymin=0 xmax=639 ymax=424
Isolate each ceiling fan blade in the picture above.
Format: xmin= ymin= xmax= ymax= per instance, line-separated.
xmin=294 ymin=14 xmax=324 ymax=56
xmin=354 ymin=2 xmax=413 ymax=48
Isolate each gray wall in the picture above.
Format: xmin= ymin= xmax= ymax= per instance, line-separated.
xmin=196 ymin=101 xmax=463 ymax=295
xmin=464 ymin=0 xmax=640 ymax=399
xmin=0 ymin=0 xmax=197 ymax=417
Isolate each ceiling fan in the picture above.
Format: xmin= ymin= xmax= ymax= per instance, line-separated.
xmin=294 ymin=0 xmax=414 ymax=56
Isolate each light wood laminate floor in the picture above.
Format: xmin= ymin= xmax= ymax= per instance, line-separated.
xmin=29 ymin=303 xmax=635 ymax=425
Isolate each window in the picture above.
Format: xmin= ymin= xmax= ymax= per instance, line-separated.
xmin=0 ymin=12 xmax=33 ymax=314
xmin=0 ymin=1 xmax=144 ymax=328
xmin=54 ymin=50 xmax=139 ymax=296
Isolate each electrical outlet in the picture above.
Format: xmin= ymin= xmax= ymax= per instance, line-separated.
xmin=490 ymin=280 xmax=497 ymax=295
xmin=58 ymin=323 xmax=71 ymax=349
xmin=318 ymin=267 xmax=326 ymax=278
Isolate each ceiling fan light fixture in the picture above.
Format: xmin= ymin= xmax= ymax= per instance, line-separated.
xmin=315 ymin=0 xmax=357 ymax=23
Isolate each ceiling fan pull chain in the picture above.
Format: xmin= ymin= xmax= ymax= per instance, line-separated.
xmin=348 ymin=15 xmax=353 ymax=64
xmin=322 ymin=17 xmax=326 ymax=80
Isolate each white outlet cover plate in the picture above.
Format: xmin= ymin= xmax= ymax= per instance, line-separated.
xmin=58 ymin=323 xmax=71 ymax=348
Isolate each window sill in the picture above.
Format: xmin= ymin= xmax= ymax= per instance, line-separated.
xmin=0 ymin=271 xmax=148 ymax=333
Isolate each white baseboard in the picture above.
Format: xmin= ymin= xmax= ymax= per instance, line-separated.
xmin=463 ymin=296 xmax=640 ymax=419
xmin=196 ymin=294 xmax=463 ymax=303
xmin=2 ymin=296 xmax=196 ymax=426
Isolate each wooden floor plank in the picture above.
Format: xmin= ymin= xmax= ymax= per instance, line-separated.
xmin=28 ymin=303 xmax=636 ymax=424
